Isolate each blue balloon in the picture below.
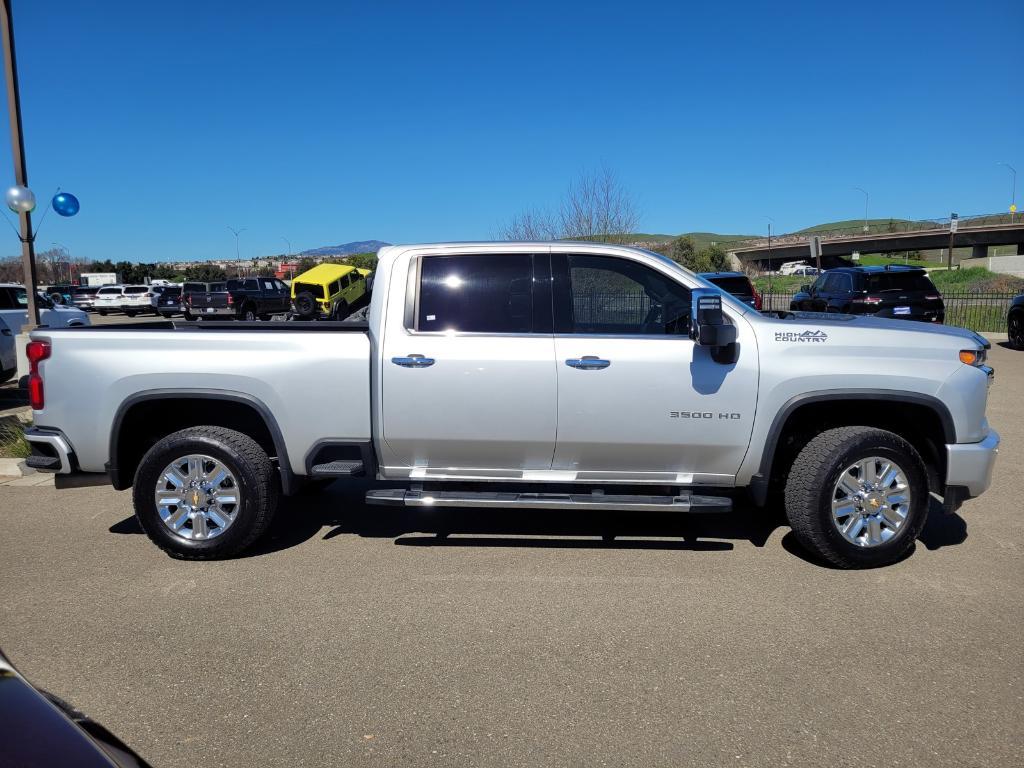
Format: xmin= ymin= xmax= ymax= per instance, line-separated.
xmin=52 ymin=192 xmax=80 ymax=217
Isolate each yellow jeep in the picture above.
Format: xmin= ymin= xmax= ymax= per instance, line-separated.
xmin=290 ymin=263 xmax=371 ymax=320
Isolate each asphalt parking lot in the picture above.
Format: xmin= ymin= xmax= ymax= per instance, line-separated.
xmin=1 ymin=343 xmax=1021 ymax=768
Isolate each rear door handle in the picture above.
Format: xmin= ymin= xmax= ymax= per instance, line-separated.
xmin=565 ymin=356 xmax=611 ymax=370
xmin=392 ymin=354 xmax=435 ymax=368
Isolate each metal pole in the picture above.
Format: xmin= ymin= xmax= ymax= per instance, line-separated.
xmin=1 ymin=0 xmax=38 ymax=327
xmin=947 ymin=218 xmax=954 ymax=271
xmin=854 ymin=187 xmax=869 ymax=232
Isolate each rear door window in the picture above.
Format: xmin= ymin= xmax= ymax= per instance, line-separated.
xmin=417 ymin=254 xmax=534 ymax=333
xmin=124 ymin=286 xmax=149 ymax=294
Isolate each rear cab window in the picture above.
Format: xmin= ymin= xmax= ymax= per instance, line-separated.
xmin=865 ymin=272 xmax=937 ymax=293
xmin=703 ymin=276 xmax=752 ymax=295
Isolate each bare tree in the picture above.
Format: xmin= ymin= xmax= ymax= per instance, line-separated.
xmin=500 ymin=165 xmax=641 ymax=243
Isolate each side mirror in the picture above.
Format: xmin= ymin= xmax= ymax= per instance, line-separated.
xmin=690 ymin=289 xmax=738 ymax=349
xmin=800 ymin=284 xmax=810 ymax=293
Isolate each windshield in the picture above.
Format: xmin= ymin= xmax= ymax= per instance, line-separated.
xmin=124 ymin=286 xmax=149 ymax=294
xmin=98 ymin=287 xmax=122 ymax=294
xmin=161 ymin=287 xmax=182 ymax=297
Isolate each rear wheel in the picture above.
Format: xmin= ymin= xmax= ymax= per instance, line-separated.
xmin=124 ymin=310 xmax=137 ymax=317
xmin=241 ymin=306 xmax=258 ymax=322
xmin=1009 ymin=310 xmax=1024 ymax=349
xmin=784 ymin=426 xmax=928 ymax=569
xmin=98 ymin=310 xmax=108 ymax=316
xmin=331 ymin=300 xmax=349 ymax=320
xmin=132 ymin=426 xmax=279 ymax=559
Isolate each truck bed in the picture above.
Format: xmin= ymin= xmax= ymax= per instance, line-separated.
xmin=31 ymin=321 xmax=373 ymax=477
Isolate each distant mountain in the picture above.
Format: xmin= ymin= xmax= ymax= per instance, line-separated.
xmin=300 ymin=240 xmax=390 ymax=257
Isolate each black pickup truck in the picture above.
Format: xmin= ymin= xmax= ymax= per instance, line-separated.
xmin=182 ymin=277 xmax=290 ymax=321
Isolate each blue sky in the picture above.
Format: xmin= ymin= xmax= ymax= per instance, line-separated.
xmin=3 ymin=0 xmax=1022 ymax=263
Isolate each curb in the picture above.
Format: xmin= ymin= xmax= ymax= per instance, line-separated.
xmin=0 ymin=458 xmax=34 ymax=478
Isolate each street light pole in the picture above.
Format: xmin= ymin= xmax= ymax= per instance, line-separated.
xmin=281 ymin=236 xmax=291 ymax=257
xmin=854 ymin=187 xmax=869 ymax=233
xmin=227 ymin=225 xmax=245 ymax=274
xmin=764 ymin=216 xmax=775 ymax=308
xmin=1 ymin=0 xmax=38 ymax=328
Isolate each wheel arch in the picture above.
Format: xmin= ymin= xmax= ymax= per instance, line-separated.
xmin=750 ymin=390 xmax=954 ymax=506
xmin=108 ymin=390 xmax=296 ymax=494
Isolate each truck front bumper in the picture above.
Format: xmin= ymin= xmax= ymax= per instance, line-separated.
xmin=946 ymin=429 xmax=1000 ymax=499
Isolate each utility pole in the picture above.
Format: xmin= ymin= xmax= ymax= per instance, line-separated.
xmin=227 ymin=225 xmax=245 ymax=262
xmin=999 ymin=162 xmax=1017 ymax=221
xmin=1 ymin=0 xmax=39 ymax=328
xmin=947 ymin=213 xmax=958 ymax=270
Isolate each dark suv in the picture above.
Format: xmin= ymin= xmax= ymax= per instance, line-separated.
xmin=790 ymin=266 xmax=945 ymax=323
xmin=698 ymin=271 xmax=761 ymax=310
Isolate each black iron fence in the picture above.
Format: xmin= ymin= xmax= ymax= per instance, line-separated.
xmin=761 ymin=290 xmax=1018 ymax=333
xmin=572 ymin=290 xmax=1017 ymax=334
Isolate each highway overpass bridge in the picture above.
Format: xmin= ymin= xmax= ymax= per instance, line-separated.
xmin=729 ymin=213 xmax=1024 ymax=269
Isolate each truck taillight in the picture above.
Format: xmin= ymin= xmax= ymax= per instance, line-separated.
xmin=227 ymin=294 xmax=234 ymax=306
xmin=26 ymin=340 xmax=50 ymax=410
xmin=751 ymin=286 xmax=762 ymax=311
xmin=925 ymin=294 xmax=940 ymax=301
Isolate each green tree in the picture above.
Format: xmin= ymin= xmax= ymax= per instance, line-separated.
xmin=346 ymin=252 xmax=378 ymax=272
xmin=667 ymin=236 xmax=696 ymax=266
xmin=693 ymin=244 xmax=731 ymax=273
xmin=257 ymin=264 xmax=277 ymax=277
xmin=296 ymin=257 xmax=317 ymax=275
xmin=184 ymin=264 xmax=227 ymax=282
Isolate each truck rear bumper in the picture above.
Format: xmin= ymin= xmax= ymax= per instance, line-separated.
xmin=23 ymin=427 xmax=75 ymax=473
xmin=946 ymin=429 xmax=1000 ymax=499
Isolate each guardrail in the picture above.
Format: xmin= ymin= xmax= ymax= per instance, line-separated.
xmin=734 ymin=212 xmax=1022 ymax=249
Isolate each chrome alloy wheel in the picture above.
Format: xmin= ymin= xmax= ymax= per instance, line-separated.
xmin=830 ymin=456 xmax=910 ymax=547
xmin=154 ymin=455 xmax=242 ymax=541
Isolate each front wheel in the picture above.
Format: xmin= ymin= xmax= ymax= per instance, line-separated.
xmin=784 ymin=426 xmax=928 ymax=569
xmin=132 ymin=426 xmax=279 ymax=559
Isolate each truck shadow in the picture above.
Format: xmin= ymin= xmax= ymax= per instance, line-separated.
xmin=108 ymin=480 xmax=968 ymax=565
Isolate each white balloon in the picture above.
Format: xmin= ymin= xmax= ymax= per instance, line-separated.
xmin=5 ymin=184 xmax=36 ymax=214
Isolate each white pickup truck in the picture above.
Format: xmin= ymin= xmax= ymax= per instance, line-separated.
xmin=24 ymin=243 xmax=999 ymax=568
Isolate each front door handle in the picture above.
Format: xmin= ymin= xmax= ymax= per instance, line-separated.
xmin=392 ymin=354 xmax=435 ymax=368
xmin=565 ymin=356 xmax=611 ymax=370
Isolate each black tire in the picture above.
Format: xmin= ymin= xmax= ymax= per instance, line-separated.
xmin=294 ymin=291 xmax=317 ymax=318
xmin=258 ymin=314 xmax=272 ymax=321
xmin=132 ymin=426 xmax=279 ymax=559
xmin=331 ymin=300 xmax=349 ymax=320
xmin=241 ymin=306 xmax=258 ymax=322
xmin=124 ymin=310 xmax=137 ymax=317
xmin=0 ymin=367 xmax=14 ymax=384
xmin=98 ymin=310 xmax=108 ymax=316
xmin=1009 ymin=310 xmax=1024 ymax=350
xmin=784 ymin=426 xmax=928 ymax=569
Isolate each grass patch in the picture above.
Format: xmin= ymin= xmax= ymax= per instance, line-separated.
xmin=752 ymin=275 xmax=810 ymax=293
xmin=929 ymin=267 xmax=1024 ymax=293
xmin=0 ymin=418 xmax=30 ymax=459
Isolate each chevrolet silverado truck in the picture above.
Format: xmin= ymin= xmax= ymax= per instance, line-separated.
xmin=23 ymin=243 xmax=1000 ymax=568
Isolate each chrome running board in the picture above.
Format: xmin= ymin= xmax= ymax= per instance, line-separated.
xmin=365 ymin=489 xmax=732 ymax=513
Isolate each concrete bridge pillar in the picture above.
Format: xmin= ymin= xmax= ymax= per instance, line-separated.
xmin=971 ymin=244 xmax=988 ymax=260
